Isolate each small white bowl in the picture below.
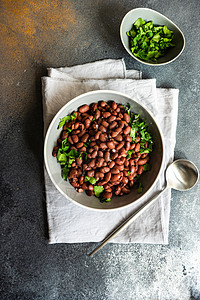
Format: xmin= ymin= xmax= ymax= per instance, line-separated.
xmin=120 ymin=8 xmax=185 ymax=66
xmin=44 ymin=90 xmax=164 ymax=211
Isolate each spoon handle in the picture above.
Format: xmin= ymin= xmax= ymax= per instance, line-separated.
xmin=89 ymin=186 xmax=169 ymax=257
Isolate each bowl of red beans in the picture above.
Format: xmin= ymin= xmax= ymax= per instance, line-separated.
xmin=44 ymin=90 xmax=164 ymax=210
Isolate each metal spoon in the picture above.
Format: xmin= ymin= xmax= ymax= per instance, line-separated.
xmin=89 ymin=159 xmax=199 ymax=256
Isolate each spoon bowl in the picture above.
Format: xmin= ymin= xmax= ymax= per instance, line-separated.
xmin=166 ymin=159 xmax=199 ymax=191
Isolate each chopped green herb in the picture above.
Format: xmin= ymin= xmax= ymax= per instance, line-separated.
xmin=137 ymin=182 xmax=143 ymax=194
xmin=57 ymin=112 xmax=77 ymax=129
xmin=94 ymin=185 xmax=104 ymax=198
xmin=143 ymin=163 xmax=152 ymax=171
xmin=84 ymin=176 xmax=97 ymax=185
xmin=126 ymin=18 xmax=175 ymax=62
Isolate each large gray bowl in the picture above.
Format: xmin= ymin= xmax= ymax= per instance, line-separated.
xmin=44 ymin=90 xmax=164 ymax=211
xmin=120 ymin=8 xmax=185 ymax=66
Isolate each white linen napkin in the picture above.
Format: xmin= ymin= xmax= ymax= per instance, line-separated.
xmin=42 ymin=59 xmax=179 ymax=244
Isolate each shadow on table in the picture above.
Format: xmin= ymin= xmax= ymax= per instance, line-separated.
xmin=23 ymin=70 xmax=49 ymax=241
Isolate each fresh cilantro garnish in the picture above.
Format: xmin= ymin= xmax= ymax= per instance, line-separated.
xmin=137 ymin=182 xmax=143 ymax=194
xmin=93 ymin=186 xmax=104 ymax=198
xmin=126 ymin=18 xmax=175 ymax=62
xmin=99 ymin=197 xmax=111 ymax=203
xmin=57 ymin=112 xmax=77 ymax=129
xmin=84 ymin=176 xmax=97 ymax=185
xmin=56 ymin=148 xmax=82 ymax=181
xmin=126 ymin=150 xmax=134 ymax=159
xmin=143 ymin=163 xmax=152 ymax=171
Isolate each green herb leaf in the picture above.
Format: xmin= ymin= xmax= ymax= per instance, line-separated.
xmin=143 ymin=163 xmax=152 ymax=171
xmin=126 ymin=18 xmax=175 ymax=62
xmin=94 ymin=186 xmax=104 ymax=198
xmin=57 ymin=112 xmax=77 ymax=129
xmin=84 ymin=176 xmax=97 ymax=185
xmin=137 ymin=182 xmax=143 ymax=194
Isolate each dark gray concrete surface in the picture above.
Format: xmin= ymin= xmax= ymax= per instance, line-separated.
xmin=1 ymin=1 xmax=200 ymax=299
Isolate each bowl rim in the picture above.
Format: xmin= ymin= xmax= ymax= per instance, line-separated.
xmin=120 ymin=7 xmax=185 ymax=66
xmin=44 ymin=89 xmax=165 ymax=211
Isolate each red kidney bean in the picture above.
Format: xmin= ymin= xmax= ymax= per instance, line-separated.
xmin=72 ymin=135 xmax=79 ymax=143
xmin=79 ymin=175 xmax=84 ymax=185
xmin=135 ymin=136 xmax=141 ymax=143
xmin=76 ymin=142 xmax=83 ymax=149
xmin=100 ymin=133 xmax=107 ymax=142
xmin=116 ymin=142 xmax=125 ymax=151
xmin=117 ymin=165 xmax=124 ymax=171
xmin=118 ymin=120 xmax=124 ymax=128
xmin=86 ymin=190 xmax=94 ymax=196
xmin=79 ymin=146 xmax=87 ymax=152
xmin=104 ymin=172 xmax=111 ymax=182
xmin=90 ymin=102 xmax=98 ymax=112
xmin=111 ymin=131 xmax=119 ymax=138
xmin=94 ymin=110 xmax=101 ymax=119
xmin=107 ymin=141 xmax=115 ymax=149
xmin=115 ymin=134 xmax=123 ymax=142
xmin=80 ymin=133 xmax=89 ymax=143
xmin=99 ymin=125 xmax=107 ymax=133
xmin=122 ymin=177 xmax=129 ymax=185
xmin=138 ymin=158 xmax=148 ymax=165
xmin=138 ymin=165 xmax=144 ymax=175
xmin=111 ymin=152 xmax=118 ymax=160
xmin=111 ymin=174 xmax=121 ymax=182
xmin=98 ymin=150 xmax=104 ymax=158
xmin=114 ymin=185 xmax=121 ymax=195
xmin=111 ymin=101 xmax=117 ymax=109
xmin=124 ymin=159 xmax=129 ymax=167
xmin=99 ymin=143 xmax=107 ymax=150
xmin=88 ymin=184 xmax=94 ymax=191
xmin=76 ymin=157 xmax=82 ymax=166
xmin=71 ymin=182 xmax=79 ymax=188
xmin=129 ymin=159 xmax=135 ymax=166
xmin=115 ymin=157 xmax=125 ymax=165
xmin=100 ymin=167 xmax=110 ymax=173
xmin=79 ymin=104 xmax=89 ymax=113
xmin=102 ymin=112 xmax=111 ymax=118
xmin=130 ymin=143 xmax=135 ymax=150
xmin=96 ymin=157 xmax=104 ymax=167
xmin=108 ymin=161 xmax=115 ymax=169
xmin=69 ymin=169 xmax=78 ymax=178
xmin=68 ymin=136 xmax=74 ymax=144
xmin=95 ymin=131 xmax=101 ymax=139
xmin=141 ymin=153 xmax=148 ymax=158
xmin=111 ymin=167 xmax=120 ymax=174
xmin=123 ymin=113 xmax=130 ymax=123
xmin=108 ymin=115 xmax=116 ymax=122
xmin=130 ymin=166 xmax=135 ymax=174
xmin=97 ymin=181 xmax=107 ymax=186
xmin=121 ymin=186 xmax=130 ymax=194
xmin=104 ymin=151 xmax=110 ymax=162
xmin=109 ymin=121 xmax=117 ymax=130
xmin=124 ymin=126 xmax=131 ymax=135
xmin=102 ymin=191 xmax=112 ymax=199
xmin=62 ymin=131 xmax=68 ymax=139
xmin=100 ymin=101 xmax=107 ymax=107
xmin=84 ymin=119 xmax=91 ymax=129
xmin=78 ymin=129 xmax=86 ymax=138
xmin=125 ymin=135 xmax=132 ymax=142
xmin=129 ymin=180 xmax=134 ymax=188
xmin=91 ymin=150 xmax=98 ymax=158
xmin=125 ymin=141 xmax=131 ymax=151
xmin=135 ymin=143 xmax=140 ymax=152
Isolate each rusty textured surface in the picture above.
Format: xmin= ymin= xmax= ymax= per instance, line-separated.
xmin=1 ymin=0 xmax=200 ymax=299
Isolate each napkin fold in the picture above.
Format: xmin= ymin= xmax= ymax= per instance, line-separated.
xmin=42 ymin=59 xmax=179 ymax=244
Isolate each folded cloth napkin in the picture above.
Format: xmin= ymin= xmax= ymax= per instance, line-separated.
xmin=42 ymin=59 xmax=179 ymax=244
